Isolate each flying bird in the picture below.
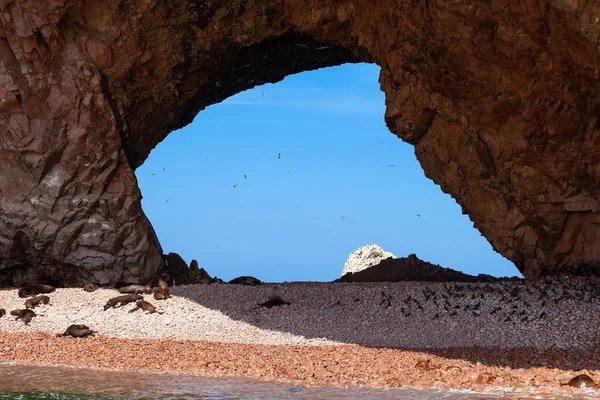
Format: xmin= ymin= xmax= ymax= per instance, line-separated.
xmin=277 ymin=153 xmax=281 ymax=159
xmin=233 ymin=184 xmax=237 ymax=188
xmin=162 ymin=168 xmax=165 ymax=171
xmin=261 ymin=92 xmax=265 ymax=97
xmin=288 ymin=170 xmax=291 ymax=174
xmin=165 ymin=198 xmax=169 ymax=202
xmin=416 ymin=214 xmax=421 ymax=218
xmin=386 ymin=164 xmax=396 ymax=167
xmin=244 ymin=174 xmax=247 ymax=179
xmin=150 ymin=173 xmax=155 ymax=176
xmin=340 ymin=216 xmax=346 ymax=222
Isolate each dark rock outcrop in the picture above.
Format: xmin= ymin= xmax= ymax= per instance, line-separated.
xmin=1 ymin=0 xmax=600 ymax=284
xmin=336 ymin=254 xmax=509 ymax=283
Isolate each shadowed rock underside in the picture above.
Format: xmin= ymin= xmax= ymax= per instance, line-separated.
xmin=0 ymin=0 xmax=599 ymax=285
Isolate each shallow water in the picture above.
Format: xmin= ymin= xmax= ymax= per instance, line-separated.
xmin=0 ymin=363 xmax=595 ymax=400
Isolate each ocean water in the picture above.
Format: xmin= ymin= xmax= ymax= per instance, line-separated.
xmin=0 ymin=363 xmax=595 ymax=400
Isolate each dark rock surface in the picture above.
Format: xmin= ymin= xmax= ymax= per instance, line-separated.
xmin=1 ymin=0 xmax=600 ymax=284
xmin=336 ymin=254 xmax=511 ymax=283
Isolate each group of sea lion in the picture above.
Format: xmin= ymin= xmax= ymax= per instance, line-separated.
xmin=0 ymin=284 xmax=57 ymax=326
xmin=102 ymin=278 xmax=169 ymax=314
xmin=3 ymin=284 xmax=89 ymax=337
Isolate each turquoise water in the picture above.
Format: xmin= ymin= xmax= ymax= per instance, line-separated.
xmin=0 ymin=363 xmax=595 ymax=399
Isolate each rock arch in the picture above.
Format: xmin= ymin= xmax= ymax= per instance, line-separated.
xmin=0 ymin=0 xmax=599 ymax=285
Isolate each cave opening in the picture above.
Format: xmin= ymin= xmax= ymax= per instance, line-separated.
xmin=135 ymin=63 xmax=518 ymax=282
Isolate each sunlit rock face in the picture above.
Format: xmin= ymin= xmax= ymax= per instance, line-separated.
xmin=0 ymin=0 xmax=599 ymax=284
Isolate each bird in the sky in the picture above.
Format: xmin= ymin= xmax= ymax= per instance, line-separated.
xmin=416 ymin=214 xmax=421 ymax=218
xmin=233 ymin=184 xmax=237 ymax=188
xmin=261 ymin=92 xmax=265 ymax=97
xmin=244 ymin=174 xmax=247 ymax=179
xmin=165 ymin=198 xmax=169 ymax=202
xmin=162 ymin=168 xmax=165 ymax=171
xmin=150 ymin=173 xmax=155 ymax=176
xmin=205 ymin=155 xmax=208 ymax=158
xmin=341 ymin=216 xmax=346 ymax=222
xmin=277 ymin=153 xmax=281 ymax=159
xmin=386 ymin=164 xmax=396 ymax=167
xmin=288 ymin=170 xmax=291 ymax=174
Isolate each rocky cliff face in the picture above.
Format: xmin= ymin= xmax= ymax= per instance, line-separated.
xmin=1 ymin=0 xmax=599 ymax=285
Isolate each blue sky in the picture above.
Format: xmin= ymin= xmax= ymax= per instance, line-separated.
xmin=135 ymin=63 xmax=519 ymax=282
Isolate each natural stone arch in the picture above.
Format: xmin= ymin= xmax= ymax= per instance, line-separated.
xmin=0 ymin=0 xmax=599 ymax=285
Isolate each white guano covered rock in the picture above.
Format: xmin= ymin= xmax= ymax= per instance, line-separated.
xmin=341 ymin=244 xmax=395 ymax=277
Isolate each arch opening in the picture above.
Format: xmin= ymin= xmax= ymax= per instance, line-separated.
xmin=136 ymin=63 xmax=518 ymax=282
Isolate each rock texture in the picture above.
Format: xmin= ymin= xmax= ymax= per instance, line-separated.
xmin=341 ymin=244 xmax=395 ymax=277
xmin=1 ymin=0 xmax=600 ymax=284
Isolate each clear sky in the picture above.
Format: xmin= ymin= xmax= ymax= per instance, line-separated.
xmin=135 ymin=63 xmax=520 ymax=282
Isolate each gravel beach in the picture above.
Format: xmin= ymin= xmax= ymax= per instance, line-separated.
xmin=0 ymin=279 xmax=599 ymax=396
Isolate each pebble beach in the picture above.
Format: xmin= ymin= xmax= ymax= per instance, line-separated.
xmin=0 ymin=279 xmax=599 ymax=397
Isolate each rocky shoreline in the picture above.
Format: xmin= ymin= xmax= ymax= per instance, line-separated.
xmin=0 ymin=280 xmax=599 ymax=396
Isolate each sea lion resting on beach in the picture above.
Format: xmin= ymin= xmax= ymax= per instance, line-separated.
xmin=129 ymin=300 xmax=163 ymax=314
xmin=103 ymin=294 xmax=143 ymax=310
xmin=253 ymin=295 xmax=290 ymax=309
xmin=11 ymin=309 xmax=36 ymax=324
xmin=25 ymin=295 xmax=50 ymax=309
xmin=118 ymin=285 xmax=152 ymax=294
xmin=18 ymin=284 xmax=55 ymax=298
xmin=153 ymin=278 xmax=170 ymax=300
xmin=83 ymin=283 xmax=98 ymax=292
xmin=59 ymin=324 xmax=96 ymax=338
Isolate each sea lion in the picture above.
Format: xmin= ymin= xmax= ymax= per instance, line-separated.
xmin=59 ymin=324 xmax=96 ymax=338
xmin=18 ymin=284 xmax=55 ymax=298
xmin=567 ymin=374 xmax=596 ymax=388
xmin=129 ymin=300 xmax=163 ymax=314
xmin=153 ymin=290 xmax=169 ymax=300
xmin=153 ymin=278 xmax=170 ymax=300
xmin=157 ymin=278 xmax=169 ymax=296
xmin=0 ymin=309 xmax=5 ymax=318
xmin=229 ymin=276 xmax=262 ymax=286
xmin=10 ymin=309 xmax=36 ymax=324
xmin=103 ymin=294 xmax=143 ymax=310
xmin=118 ymin=285 xmax=152 ymax=294
xmin=253 ymin=295 xmax=290 ymax=309
xmin=83 ymin=283 xmax=98 ymax=292
xmin=24 ymin=295 xmax=50 ymax=309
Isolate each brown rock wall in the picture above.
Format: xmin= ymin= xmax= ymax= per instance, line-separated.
xmin=0 ymin=0 xmax=599 ymax=283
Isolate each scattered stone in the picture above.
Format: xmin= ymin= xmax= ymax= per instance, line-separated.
xmin=415 ymin=358 xmax=431 ymax=372
xmin=0 ymin=309 xmax=5 ymax=318
xmin=567 ymin=374 xmax=596 ymax=388
xmin=475 ymin=372 xmax=496 ymax=384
